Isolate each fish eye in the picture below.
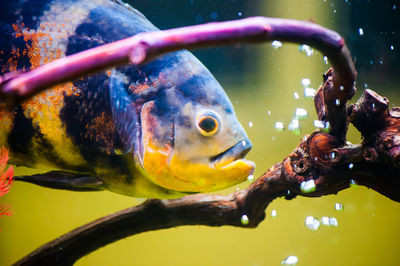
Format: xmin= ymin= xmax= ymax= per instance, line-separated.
xmin=195 ymin=110 xmax=221 ymax=137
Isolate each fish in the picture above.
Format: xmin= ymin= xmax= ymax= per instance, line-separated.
xmin=0 ymin=0 xmax=255 ymax=199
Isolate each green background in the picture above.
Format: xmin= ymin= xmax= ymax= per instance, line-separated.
xmin=1 ymin=0 xmax=400 ymax=265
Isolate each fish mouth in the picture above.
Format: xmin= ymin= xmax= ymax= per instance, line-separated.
xmin=211 ymin=138 xmax=253 ymax=169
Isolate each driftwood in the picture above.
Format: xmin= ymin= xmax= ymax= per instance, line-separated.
xmin=0 ymin=17 xmax=398 ymax=265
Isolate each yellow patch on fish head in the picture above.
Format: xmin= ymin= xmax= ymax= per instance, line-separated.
xmin=140 ymin=100 xmax=255 ymax=193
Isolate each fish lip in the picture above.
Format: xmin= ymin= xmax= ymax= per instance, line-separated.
xmin=211 ymin=138 xmax=252 ymax=169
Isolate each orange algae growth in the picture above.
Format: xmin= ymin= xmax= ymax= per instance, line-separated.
xmin=0 ymin=147 xmax=14 ymax=219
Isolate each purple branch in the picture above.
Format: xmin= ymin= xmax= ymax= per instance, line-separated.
xmin=0 ymin=17 xmax=356 ymax=106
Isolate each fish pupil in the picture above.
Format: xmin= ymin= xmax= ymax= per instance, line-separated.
xmin=199 ymin=117 xmax=217 ymax=133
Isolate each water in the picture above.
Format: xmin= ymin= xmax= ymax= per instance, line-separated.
xmin=1 ymin=0 xmax=400 ymax=265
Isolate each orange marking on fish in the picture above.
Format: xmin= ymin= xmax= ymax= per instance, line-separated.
xmin=129 ymin=82 xmax=151 ymax=94
xmin=85 ymin=112 xmax=116 ymax=154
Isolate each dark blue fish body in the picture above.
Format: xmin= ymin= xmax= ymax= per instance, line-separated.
xmin=0 ymin=0 xmax=254 ymax=198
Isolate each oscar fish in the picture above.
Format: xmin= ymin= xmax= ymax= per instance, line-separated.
xmin=0 ymin=0 xmax=255 ymax=198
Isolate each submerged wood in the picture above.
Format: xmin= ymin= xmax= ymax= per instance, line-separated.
xmin=2 ymin=17 xmax=398 ymax=265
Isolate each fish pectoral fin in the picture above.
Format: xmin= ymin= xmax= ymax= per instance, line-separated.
xmin=109 ymin=69 xmax=140 ymax=153
xmin=14 ymin=171 xmax=105 ymax=191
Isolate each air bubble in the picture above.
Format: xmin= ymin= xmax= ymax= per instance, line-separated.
xmin=314 ymin=120 xmax=324 ymax=129
xmin=241 ymin=214 xmax=249 ymax=225
xmin=321 ymin=216 xmax=330 ymax=225
xmin=329 ymin=217 xmax=338 ymax=226
xmin=294 ymin=108 xmax=308 ymax=120
xmin=349 ymin=179 xmax=358 ymax=187
xmin=300 ymin=179 xmax=316 ymax=193
xmin=340 ymin=85 xmax=344 ymax=91
xmin=248 ymin=121 xmax=253 ymax=127
xmin=348 ymin=163 xmax=354 ymax=169
xmin=275 ymin=121 xmax=285 ymax=131
xmin=247 ymin=175 xmax=254 ymax=182
xmin=301 ymin=78 xmax=311 ymax=87
xmin=304 ymin=87 xmax=316 ymax=98
xmin=335 ymin=99 xmax=341 ymax=106
xmin=281 ymin=256 xmax=298 ymax=265
xmin=390 ymin=45 xmax=394 ymax=50
xmin=293 ymin=92 xmax=300 ymax=99
xmin=288 ymin=119 xmax=301 ymax=135
xmin=323 ymin=56 xmax=329 ymax=64
xmin=335 ymin=203 xmax=343 ymax=211
xmin=271 ymin=209 xmax=277 ymax=218
xmin=305 ymin=216 xmax=320 ymax=231
xmin=238 ymin=11 xmax=242 ymax=16
xmin=271 ymin=40 xmax=283 ymax=49
xmin=358 ymin=28 xmax=364 ymax=36
xmin=210 ymin=12 xmax=218 ymax=20
xmin=298 ymin=44 xmax=314 ymax=57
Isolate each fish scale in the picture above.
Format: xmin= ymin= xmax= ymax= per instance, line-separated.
xmin=0 ymin=0 xmax=255 ymax=199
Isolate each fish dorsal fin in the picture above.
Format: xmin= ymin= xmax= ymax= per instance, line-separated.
xmin=109 ymin=69 xmax=140 ymax=154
